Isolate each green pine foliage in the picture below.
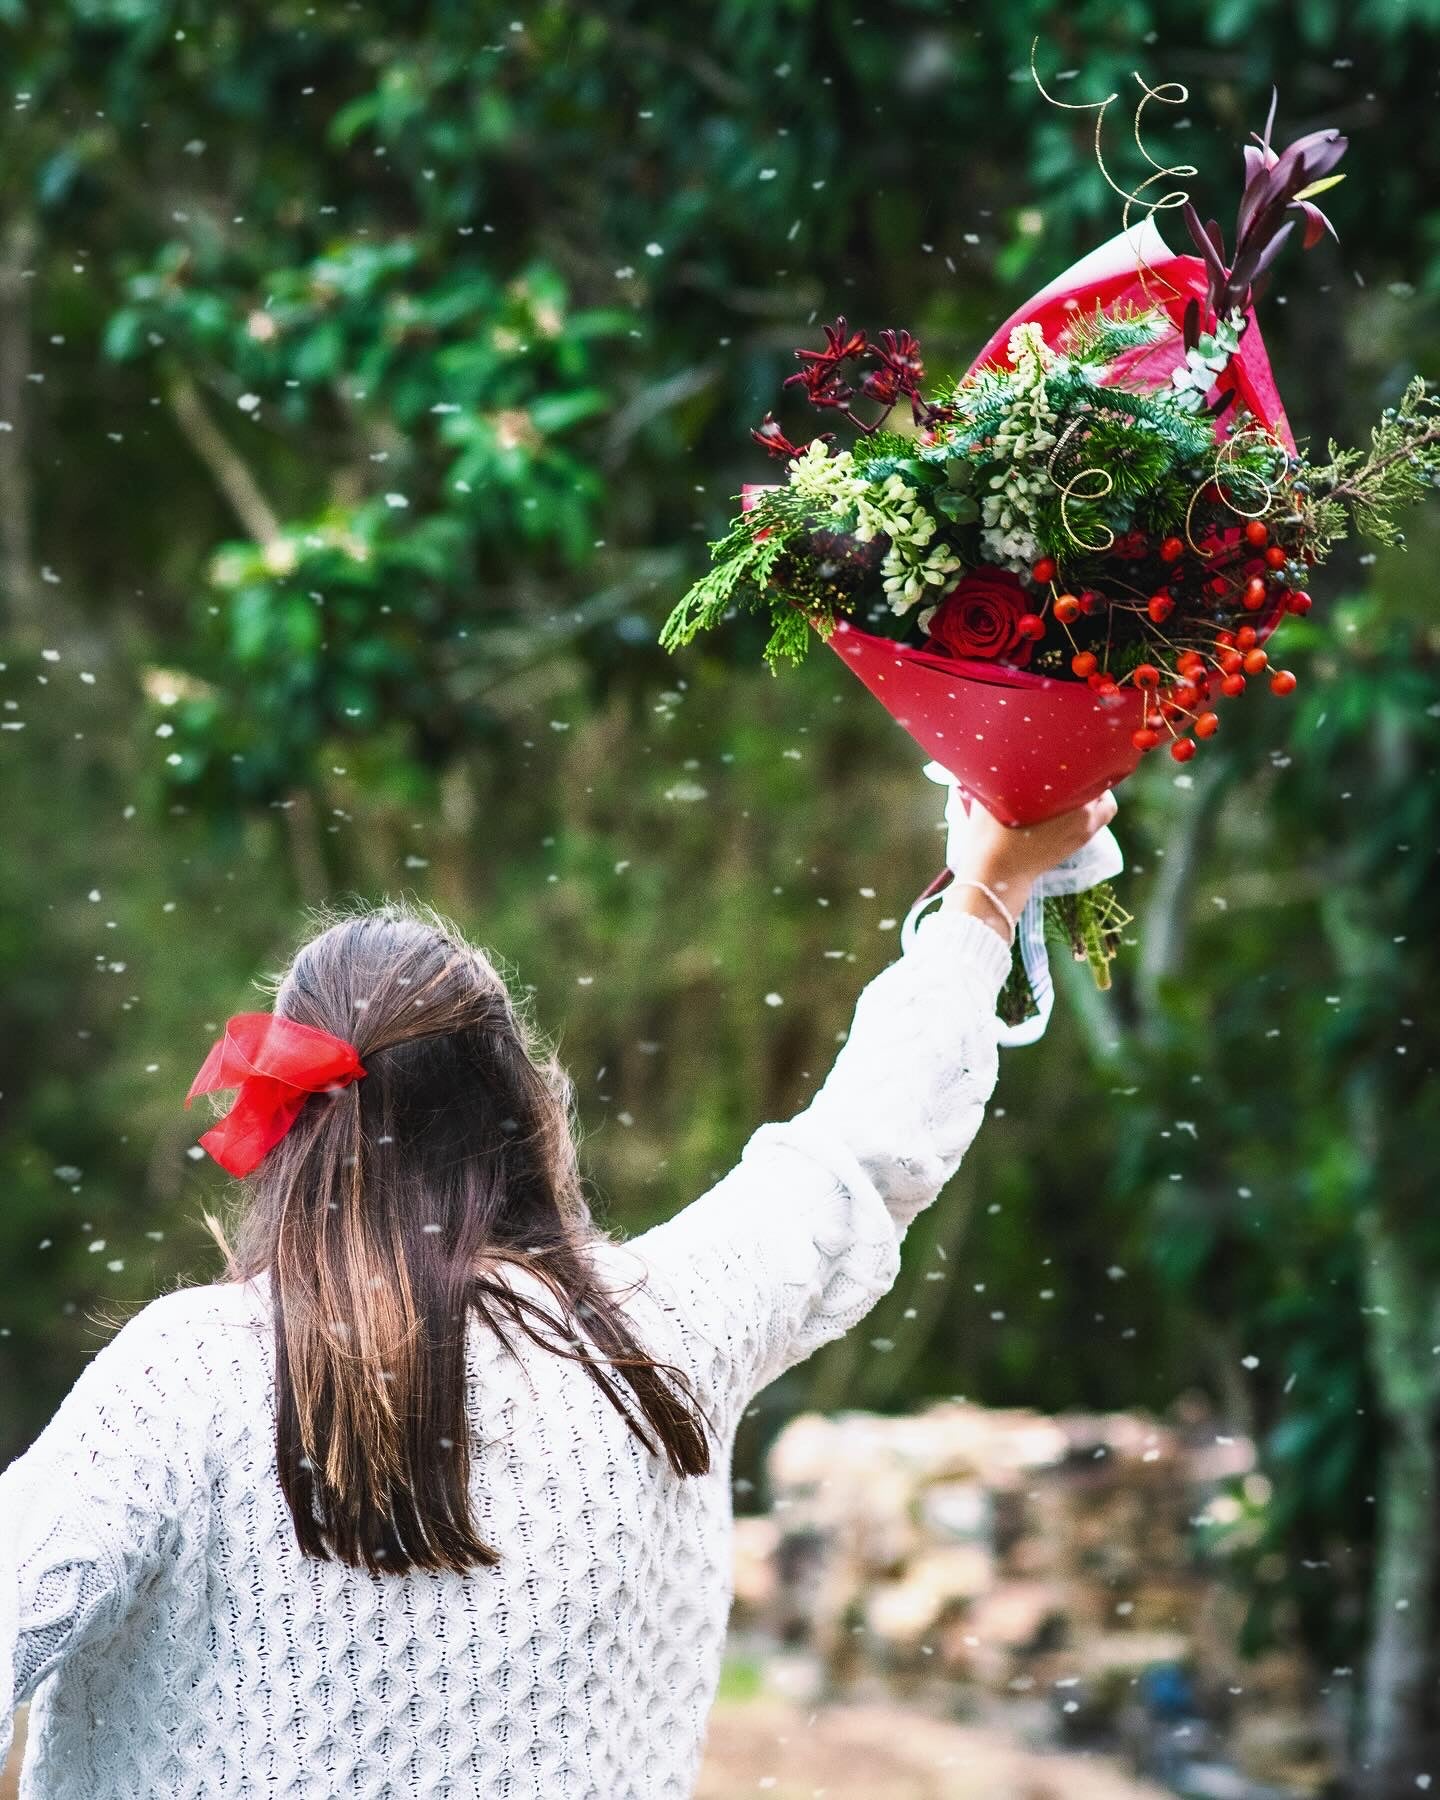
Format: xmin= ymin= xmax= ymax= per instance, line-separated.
xmin=851 ymin=429 xmax=922 ymax=470
xmin=760 ymin=602 xmax=817 ymax=665
xmin=1060 ymin=302 xmax=1171 ymax=367
xmin=934 ymin=370 xmax=1015 ymax=457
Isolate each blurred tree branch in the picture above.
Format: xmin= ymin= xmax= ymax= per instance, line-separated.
xmin=167 ymin=368 xmax=283 ymax=550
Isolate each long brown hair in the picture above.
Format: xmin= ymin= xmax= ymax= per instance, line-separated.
xmin=220 ymin=898 xmax=711 ymax=1574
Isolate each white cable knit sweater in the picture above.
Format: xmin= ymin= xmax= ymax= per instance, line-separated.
xmin=0 ymin=905 xmax=1010 ymax=1799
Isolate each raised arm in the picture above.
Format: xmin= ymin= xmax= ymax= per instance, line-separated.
xmin=0 ymin=1293 xmax=206 ymax=1764
xmin=628 ymin=788 xmax=1117 ymax=1416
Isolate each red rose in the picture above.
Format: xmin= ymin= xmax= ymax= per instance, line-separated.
xmin=926 ymin=566 xmax=1033 ymax=666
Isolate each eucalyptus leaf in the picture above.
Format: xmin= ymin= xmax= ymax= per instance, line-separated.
xmin=934 ymin=491 xmax=980 ymax=523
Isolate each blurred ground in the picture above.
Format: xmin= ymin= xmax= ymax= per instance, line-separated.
xmin=3 ymin=1698 xmax=1170 ymax=1800
xmin=696 ymin=1696 xmax=1171 ymax=1800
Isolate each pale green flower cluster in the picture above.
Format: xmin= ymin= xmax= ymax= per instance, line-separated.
xmin=880 ymin=536 xmax=963 ymax=612
xmin=785 ymin=439 xmax=868 ymax=509
xmin=979 ymin=321 xmax=1060 ymax=573
xmin=785 ymin=442 xmax=960 ymax=615
xmin=854 ymin=471 xmax=961 ymax=613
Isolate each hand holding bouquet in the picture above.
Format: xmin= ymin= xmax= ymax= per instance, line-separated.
xmin=941 ymin=786 xmax=1121 ymax=943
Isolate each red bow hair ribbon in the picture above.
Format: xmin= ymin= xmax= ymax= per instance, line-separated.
xmin=186 ymin=1012 xmax=367 ymax=1177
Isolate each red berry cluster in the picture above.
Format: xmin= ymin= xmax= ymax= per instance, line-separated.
xmin=1127 ymin=623 xmax=1296 ymax=763
xmin=1017 ymin=517 xmax=1306 ymax=763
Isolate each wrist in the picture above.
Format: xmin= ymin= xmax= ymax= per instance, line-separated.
xmin=945 ymin=876 xmax=1021 ymax=944
xmin=955 ymin=859 xmax=1034 ymax=921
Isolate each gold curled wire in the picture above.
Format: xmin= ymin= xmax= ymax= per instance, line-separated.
xmin=1046 ymin=414 xmax=1117 ymax=555
xmin=1182 ymin=420 xmax=1290 ymax=555
xmin=1027 ymin=43 xmax=1292 ymax=569
xmin=1028 ymin=40 xmax=1193 ymax=313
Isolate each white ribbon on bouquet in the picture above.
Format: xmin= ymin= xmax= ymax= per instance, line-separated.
xmin=901 ymin=762 xmax=1124 ymax=1048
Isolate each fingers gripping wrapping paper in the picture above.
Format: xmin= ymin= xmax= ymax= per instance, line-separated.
xmin=901 ymin=763 xmax=1124 ymax=1048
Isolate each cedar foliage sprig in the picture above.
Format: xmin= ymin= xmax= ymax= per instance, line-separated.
xmin=657 ymin=488 xmax=820 ymax=662
xmin=1298 ymin=377 xmax=1440 ymax=554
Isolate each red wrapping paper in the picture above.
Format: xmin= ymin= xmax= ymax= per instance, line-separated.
xmin=828 ymin=624 xmax=1142 ymax=828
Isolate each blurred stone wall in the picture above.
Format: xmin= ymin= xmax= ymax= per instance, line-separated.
xmin=732 ymin=1403 xmax=1339 ymax=1797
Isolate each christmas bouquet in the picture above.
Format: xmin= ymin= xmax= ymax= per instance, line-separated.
xmin=661 ymin=95 xmax=1440 ymax=1027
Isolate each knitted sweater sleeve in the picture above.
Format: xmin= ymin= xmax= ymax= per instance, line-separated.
xmin=630 ymin=904 xmax=1011 ymax=1415
xmin=0 ymin=1293 xmax=207 ymax=1763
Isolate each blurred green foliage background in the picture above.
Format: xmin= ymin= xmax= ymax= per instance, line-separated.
xmin=1 ymin=0 xmax=1437 ymax=1785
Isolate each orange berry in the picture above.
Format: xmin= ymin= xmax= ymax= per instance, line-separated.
xmin=1170 ymin=737 xmax=1197 ymax=762
xmin=1244 ymin=520 xmax=1269 ymax=547
xmin=1236 ymin=626 xmax=1259 ymax=650
xmin=1243 ymin=647 xmax=1269 ymax=674
xmin=1194 ymin=711 xmax=1220 ymax=739
xmin=1132 ymin=727 xmax=1161 ymax=752
xmin=1133 ymin=663 xmax=1161 ymax=688
xmin=1016 ymin=612 xmax=1046 ymax=641
xmin=1031 ymin=556 xmax=1057 ymax=584
xmin=1147 ymin=593 xmax=1175 ymax=623
xmin=1242 ymin=577 xmax=1268 ymax=611
xmin=1220 ymin=672 xmax=1246 ymax=697
xmin=1270 ymin=669 xmax=1298 ymax=695
xmin=1053 ymin=594 xmax=1082 ymax=625
xmin=1071 ymin=651 xmax=1098 ymax=678
xmin=1264 ymin=545 xmax=1287 ymax=569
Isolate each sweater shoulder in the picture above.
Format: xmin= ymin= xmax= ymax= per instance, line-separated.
xmin=97 ymin=1279 xmax=270 ymax=1391
xmin=122 ymin=1276 xmax=269 ymax=1338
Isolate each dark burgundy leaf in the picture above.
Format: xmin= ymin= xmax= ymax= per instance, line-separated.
xmin=1268 ymin=129 xmax=1346 ymax=200
xmin=1184 ymin=200 xmax=1228 ymax=304
xmin=1295 ymin=200 xmax=1335 ymax=250
xmin=1249 ymin=218 xmax=1297 ymax=284
xmin=1235 ymin=192 xmax=1292 ymax=270
xmin=1237 ymin=164 xmax=1284 ymax=245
